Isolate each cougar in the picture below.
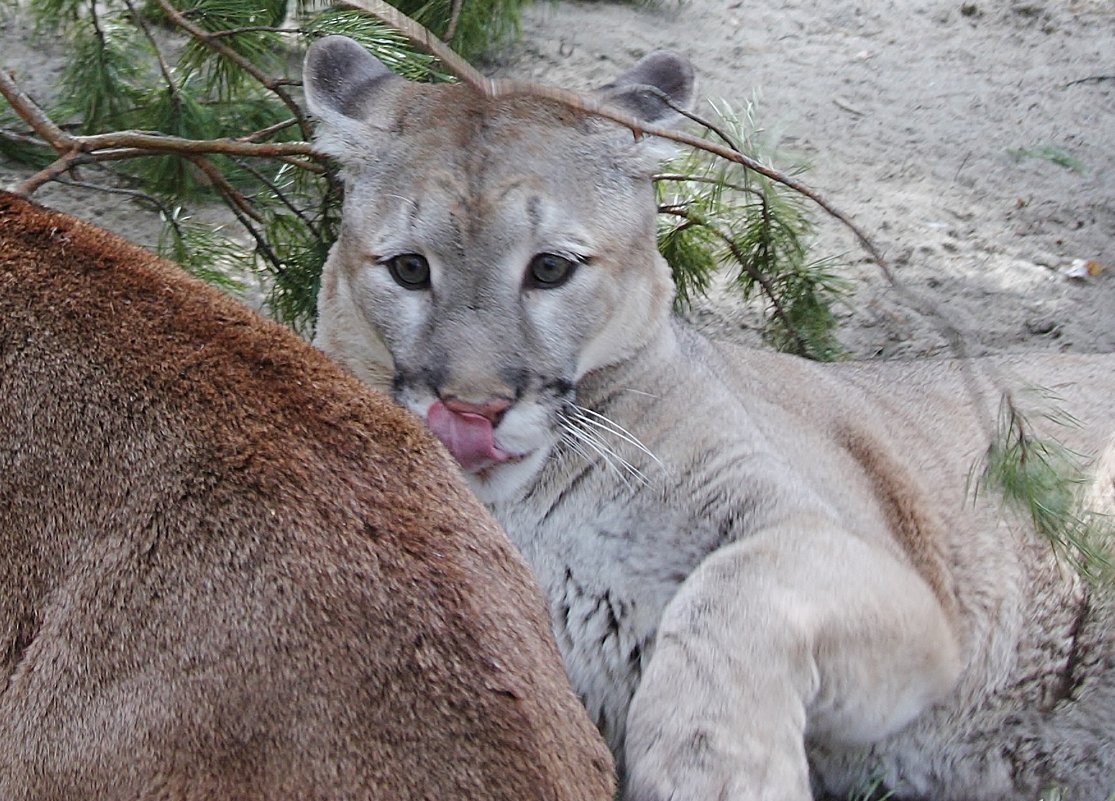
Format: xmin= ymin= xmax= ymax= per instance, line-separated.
xmin=305 ymin=35 xmax=1115 ymax=801
xmin=0 ymin=190 xmax=614 ymax=801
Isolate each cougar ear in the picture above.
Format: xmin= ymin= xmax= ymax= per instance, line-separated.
xmin=303 ymin=35 xmax=399 ymax=160
xmin=595 ymin=51 xmax=696 ymax=165
xmin=596 ymin=51 xmax=696 ymax=126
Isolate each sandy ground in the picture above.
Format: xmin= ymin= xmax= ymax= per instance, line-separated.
xmin=3 ymin=0 xmax=1113 ymax=359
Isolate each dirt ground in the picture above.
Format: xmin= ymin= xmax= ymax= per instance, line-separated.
xmin=3 ymin=0 xmax=1113 ymax=359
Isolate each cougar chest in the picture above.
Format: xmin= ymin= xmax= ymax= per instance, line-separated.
xmin=492 ymin=468 xmax=721 ymax=753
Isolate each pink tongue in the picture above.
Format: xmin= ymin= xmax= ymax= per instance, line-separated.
xmin=427 ymin=400 xmax=512 ymax=473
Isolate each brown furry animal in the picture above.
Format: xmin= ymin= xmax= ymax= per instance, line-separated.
xmin=0 ymin=190 xmax=615 ymax=801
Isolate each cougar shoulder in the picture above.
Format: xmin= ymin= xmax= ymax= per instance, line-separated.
xmin=0 ymin=190 xmax=614 ymax=801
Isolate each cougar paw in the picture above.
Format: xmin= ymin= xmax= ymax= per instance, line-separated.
xmin=624 ymin=726 xmax=812 ymax=801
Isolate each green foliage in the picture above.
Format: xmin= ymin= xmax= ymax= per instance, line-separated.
xmin=973 ymin=389 xmax=1114 ymax=583
xmin=158 ymin=206 xmax=247 ymax=291
xmin=177 ymin=0 xmax=288 ymax=98
xmin=657 ymin=99 xmax=848 ymax=361
xmin=1 ymin=0 xmax=468 ymax=329
xmin=388 ymin=0 xmax=530 ymax=60
xmin=53 ymin=12 xmax=144 ymax=133
xmin=1007 ymin=144 xmax=1086 ymax=174
xmin=846 ymin=773 xmax=894 ymax=801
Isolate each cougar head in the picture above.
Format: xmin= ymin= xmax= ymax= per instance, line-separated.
xmin=305 ymin=36 xmax=695 ymax=502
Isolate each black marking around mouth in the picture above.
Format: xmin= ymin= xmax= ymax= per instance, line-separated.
xmin=543 ymin=377 xmax=575 ymax=397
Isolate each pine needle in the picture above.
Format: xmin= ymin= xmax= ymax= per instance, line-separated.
xmin=972 ymin=389 xmax=1114 ymax=583
xmin=657 ymin=98 xmax=848 ymax=361
xmin=158 ymin=206 xmax=247 ymax=291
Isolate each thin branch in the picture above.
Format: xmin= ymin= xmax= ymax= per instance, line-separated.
xmin=224 ymin=188 xmax=285 ymax=273
xmin=232 ymin=157 xmax=320 ymax=235
xmin=237 ymin=117 xmax=299 ymax=142
xmin=660 ymin=205 xmax=811 ymax=355
xmin=190 ymin=155 xmax=264 ymax=222
xmin=123 ymin=0 xmax=178 ymax=95
xmin=70 ymin=129 xmax=313 ymax=157
xmin=0 ymin=67 xmax=72 ymax=152
xmin=53 ymin=177 xmax=175 ymax=216
xmin=445 ymin=0 xmax=464 ymax=42
xmin=12 ymin=147 xmax=163 ymax=193
xmin=13 ymin=150 xmax=86 ymax=192
xmin=341 ymin=0 xmax=488 ymax=91
xmin=208 ymin=25 xmax=299 ymax=39
xmin=149 ymin=0 xmax=312 ymax=140
xmin=0 ymin=128 xmax=54 ymax=148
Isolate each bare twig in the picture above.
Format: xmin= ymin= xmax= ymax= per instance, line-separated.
xmin=209 ymin=25 xmax=299 ymax=39
xmin=238 ymin=117 xmax=300 ymax=142
xmin=0 ymin=68 xmax=71 ymax=152
xmin=127 ymin=136 xmax=310 ymax=158
xmin=190 ymin=155 xmax=264 ymax=222
xmin=445 ymin=0 xmax=464 ymax=43
xmin=53 ymin=178 xmax=176 ymax=217
xmin=0 ymin=128 xmax=54 ymax=148
xmin=14 ymin=151 xmax=89 ymax=193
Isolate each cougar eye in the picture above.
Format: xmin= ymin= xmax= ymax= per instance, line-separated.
xmin=384 ymin=254 xmax=431 ymax=290
xmin=526 ymin=253 xmax=578 ymax=289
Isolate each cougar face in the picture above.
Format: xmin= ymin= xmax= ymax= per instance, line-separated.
xmin=307 ymin=38 xmax=691 ymax=501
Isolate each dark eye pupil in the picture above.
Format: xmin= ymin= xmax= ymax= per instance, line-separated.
xmin=387 ymin=254 xmax=430 ymax=289
xmin=529 ymin=254 xmax=576 ymax=287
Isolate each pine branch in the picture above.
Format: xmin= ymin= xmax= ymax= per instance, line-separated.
xmin=974 ymin=391 xmax=1114 ymax=583
xmin=123 ymin=0 xmax=178 ymax=94
xmin=660 ymin=205 xmax=812 ymax=355
xmin=149 ymin=0 xmax=312 ymax=139
xmin=0 ymin=67 xmax=70 ymax=152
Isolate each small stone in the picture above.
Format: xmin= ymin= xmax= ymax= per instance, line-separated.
xmin=1025 ymin=318 xmax=1059 ymax=336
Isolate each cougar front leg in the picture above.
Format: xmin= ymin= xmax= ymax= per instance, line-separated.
xmin=624 ymin=519 xmax=962 ymax=801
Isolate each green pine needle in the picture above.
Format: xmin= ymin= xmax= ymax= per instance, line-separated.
xmin=386 ymin=0 xmax=529 ymax=60
xmin=303 ymin=9 xmax=450 ymax=82
xmin=973 ymin=390 xmax=1114 ymax=583
xmin=657 ymin=98 xmax=847 ymax=361
xmin=158 ymin=206 xmax=247 ymax=291
xmin=53 ymin=13 xmax=145 ymax=133
xmin=177 ymin=0 xmax=288 ymax=98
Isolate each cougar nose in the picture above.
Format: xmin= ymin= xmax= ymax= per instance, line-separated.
xmin=442 ymin=397 xmax=512 ymax=427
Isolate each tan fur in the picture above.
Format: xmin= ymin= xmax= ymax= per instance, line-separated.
xmin=0 ymin=190 xmax=615 ymax=801
xmin=304 ymin=37 xmax=1115 ymax=801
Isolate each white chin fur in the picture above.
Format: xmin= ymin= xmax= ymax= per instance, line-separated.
xmin=466 ymin=449 xmax=550 ymax=504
